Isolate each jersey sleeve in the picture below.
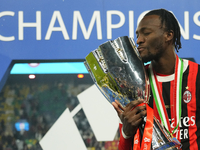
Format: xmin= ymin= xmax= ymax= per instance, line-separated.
xmin=118 ymin=123 xmax=133 ymax=150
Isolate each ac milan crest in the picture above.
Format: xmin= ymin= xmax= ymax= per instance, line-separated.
xmin=183 ymin=90 xmax=192 ymax=103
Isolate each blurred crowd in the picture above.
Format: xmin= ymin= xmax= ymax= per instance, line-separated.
xmin=0 ymin=76 xmax=119 ymax=150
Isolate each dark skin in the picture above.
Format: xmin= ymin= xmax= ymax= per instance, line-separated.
xmin=112 ymin=15 xmax=176 ymax=137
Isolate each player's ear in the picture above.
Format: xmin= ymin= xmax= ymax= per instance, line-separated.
xmin=165 ymin=30 xmax=174 ymax=44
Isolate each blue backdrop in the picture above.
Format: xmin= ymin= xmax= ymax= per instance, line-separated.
xmin=0 ymin=0 xmax=200 ymax=90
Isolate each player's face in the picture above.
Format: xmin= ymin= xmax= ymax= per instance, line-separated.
xmin=136 ymin=15 xmax=168 ymax=63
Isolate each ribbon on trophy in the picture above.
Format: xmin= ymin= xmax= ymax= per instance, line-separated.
xmin=133 ymin=103 xmax=154 ymax=150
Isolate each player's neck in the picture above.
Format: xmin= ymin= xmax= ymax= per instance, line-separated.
xmin=152 ymin=51 xmax=176 ymax=75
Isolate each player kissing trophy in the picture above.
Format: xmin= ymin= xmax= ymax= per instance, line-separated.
xmin=84 ymin=36 xmax=182 ymax=150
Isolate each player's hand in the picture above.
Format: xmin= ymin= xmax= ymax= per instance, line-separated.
xmin=112 ymin=98 xmax=146 ymax=137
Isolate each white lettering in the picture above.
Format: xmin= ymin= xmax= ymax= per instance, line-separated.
xmin=0 ymin=11 xmax=15 ymax=41
xmin=184 ymin=129 xmax=188 ymax=139
xmin=170 ymin=116 xmax=195 ymax=140
xmin=1 ymin=10 xmax=200 ymax=41
xmin=107 ymin=11 xmax=125 ymax=39
xmin=193 ymin=11 xmax=200 ymax=40
xmin=175 ymin=129 xmax=189 ymax=140
xmin=191 ymin=116 xmax=195 ymax=126
xmin=179 ymin=129 xmax=183 ymax=139
xmin=72 ymin=11 xmax=102 ymax=40
xmin=18 ymin=11 xmax=41 ymax=40
xmin=179 ymin=117 xmax=183 ymax=127
xmin=45 ymin=11 xmax=69 ymax=40
xmin=183 ymin=117 xmax=190 ymax=127
xmin=129 ymin=11 xmax=134 ymax=38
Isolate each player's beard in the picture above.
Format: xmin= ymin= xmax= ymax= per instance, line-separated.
xmin=141 ymin=41 xmax=164 ymax=63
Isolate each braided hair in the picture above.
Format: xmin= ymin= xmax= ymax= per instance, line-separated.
xmin=145 ymin=9 xmax=182 ymax=52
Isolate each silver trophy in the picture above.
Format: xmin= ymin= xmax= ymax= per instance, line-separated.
xmin=84 ymin=36 xmax=182 ymax=150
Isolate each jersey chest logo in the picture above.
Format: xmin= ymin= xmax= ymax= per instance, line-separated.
xmin=182 ymin=90 xmax=192 ymax=103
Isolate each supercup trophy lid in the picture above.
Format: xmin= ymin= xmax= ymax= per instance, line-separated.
xmin=84 ymin=36 xmax=150 ymax=107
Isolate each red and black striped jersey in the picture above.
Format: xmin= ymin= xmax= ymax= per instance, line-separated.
xmin=118 ymin=59 xmax=200 ymax=150
xmin=148 ymin=59 xmax=200 ymax=150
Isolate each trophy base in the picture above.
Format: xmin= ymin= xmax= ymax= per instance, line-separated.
xmin=154 ymin=139 xmax=181 ymax=150
xmin=148 ymin=117 xmax=182 ymax=150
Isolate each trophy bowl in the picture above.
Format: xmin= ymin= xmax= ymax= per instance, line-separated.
xmin=84 ymin=36 xmax=182 ymax=150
